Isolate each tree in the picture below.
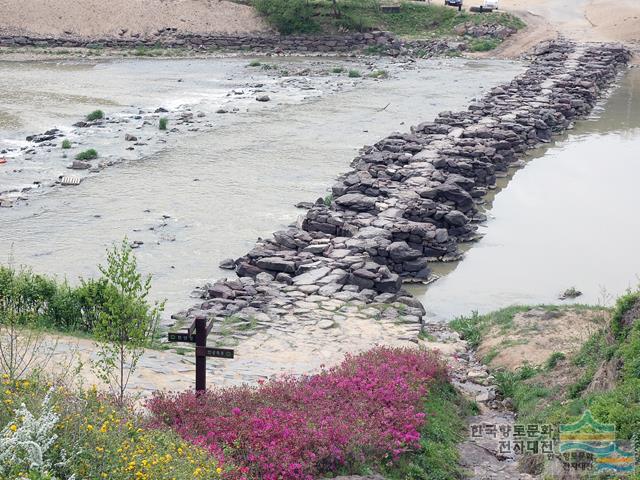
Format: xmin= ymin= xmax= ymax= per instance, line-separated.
xmin=92 ymin=239 xmax=164 ymax=405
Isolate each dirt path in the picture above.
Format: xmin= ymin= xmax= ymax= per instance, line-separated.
xmin=486 ymin=0 xmax=640 ymax=58
xmin=32 ymin=302 xmax=418 ymax=398
xmin=0 ymin=0 xmax=268 ymax=38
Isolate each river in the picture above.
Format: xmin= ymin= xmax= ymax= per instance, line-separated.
xmin=415 ymin=67 xmax=640 ymax=320
xmin=0 ymin=55 xmax=523 ymax=318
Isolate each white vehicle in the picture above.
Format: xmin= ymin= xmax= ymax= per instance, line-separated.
xmin=483 ymin=0 xmax=498 ymax=9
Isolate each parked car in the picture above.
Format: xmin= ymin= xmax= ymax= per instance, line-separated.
xmin=445 ymin=0 xmax=463 ymax=7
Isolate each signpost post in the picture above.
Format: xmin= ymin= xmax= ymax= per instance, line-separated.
xmin=167 ymin=315 xmax=234 ymax=392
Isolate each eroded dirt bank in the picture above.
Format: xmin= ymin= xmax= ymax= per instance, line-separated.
xmin=0 ymin=0 xmax=268 ymax=38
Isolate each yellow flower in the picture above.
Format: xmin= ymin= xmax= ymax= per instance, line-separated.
xmin=9 ymin=424 xmax=17 ymax=432
xmin=86 ymin=425 xmax=94 ymax=431
xmin=216 ymin=467 xmax=222 ymax=474
xmin=193 ymin=467 xmax=202 ymax=477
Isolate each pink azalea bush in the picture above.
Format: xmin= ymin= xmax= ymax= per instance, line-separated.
xmin=147 ymin=346 xmax=447 ymax=480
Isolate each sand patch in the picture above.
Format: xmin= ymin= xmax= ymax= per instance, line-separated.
xmin=0 ymin=0 xmax=268 ymax=38
xmin=478 ymin=307 xmax=609 ymax=371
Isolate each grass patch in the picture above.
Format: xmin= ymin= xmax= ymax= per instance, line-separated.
xmin=348 ymin=69 xmax=362 ymax=78
xmin=159 ymin=117 xmax=168 ymax=130
xmin=248 ymin=59 xmax=262 ymax=67
xmin=331 ymin=66 xmax=345 ymax=73
xmin=545 ymin=351 xmax=566 ymax=370
xmin=368 ymin=69 xmax=388 ymax=79
xmin=450 ymin=305 xmax=550 ymax=348
xmin=86 ymin=109 xmax=104 ymax=121
xmin=383 ymin=381 xmax=474 ymax=480
xmin=75 ymin=148 xmax=98 ymax=161
xmin=61 ymin=139 xmax=72 ymax=149
xmin=468 ymin=38 xmax=501 ymax=52
xmin=252 ymin=0 xmax=525 ymax=38
xmin=471 ymin=294 xmax=640 ymax=476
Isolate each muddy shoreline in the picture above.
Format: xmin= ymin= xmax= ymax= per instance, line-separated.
xmin=177 ymin=40 xmax=631 ymax=351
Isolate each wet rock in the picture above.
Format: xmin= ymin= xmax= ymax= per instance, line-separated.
xmin=69 ymin=160 xmax=91 ymax=170
xmin=125 ymin=133 xmax=138 ymax=141
xmin=387 ymin=241 xmax=421 ymax=262
xmin=256 ymin=257 xmax=296 ymax=273
xmin=219 ymin=258 xmax=236 ymax=270
xmin=256 ymin=95 xmax=270 ymax=102
xmin=293 ymin=267 xmax=331 ymax=285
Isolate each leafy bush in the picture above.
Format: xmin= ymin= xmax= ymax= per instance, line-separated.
xmin=61 ymin=139 xmax=71 ymax=149
xmin=159 ymin=117 xmax=168 ymax=130
xmin=0 ymin=378 xmax=235 ymax=479
xmin=348 ymin=69 xmax=361 ymax=78
xmin=75 ymin=149 xmax=98 ymax=161
xmin=251 ymin=1 xmax=525 ymax=38
xmin=86 ymin=110 xmax=104 ymax=121
xmin=0 ymin=243 xmax=161 ymax=338
xmin=253 ymin=0 xmax=319 ymax=35
xmin=148 ymin=347 xmax=448 ymax=479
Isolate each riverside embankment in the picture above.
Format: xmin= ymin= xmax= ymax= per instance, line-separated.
xmin=178 ymin=40 xmax=631 ymax=355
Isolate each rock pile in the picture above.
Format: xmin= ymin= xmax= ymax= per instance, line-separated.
xmin=0 ymin=31 xmax=488 ymax=57
xmin=176 ymin=41 xmax=630 ymax=337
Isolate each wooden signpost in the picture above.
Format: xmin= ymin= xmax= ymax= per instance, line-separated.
xmin=167 ymin=315 xmax=234 ymax=392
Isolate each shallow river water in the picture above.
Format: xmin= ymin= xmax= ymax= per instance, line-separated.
xmin=0 ymin=56 xmax=523 ymax=318
xmin=415 ymin=68 xmax=640 ymax=320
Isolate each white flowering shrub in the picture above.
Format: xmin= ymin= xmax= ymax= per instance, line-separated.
xmin=0 ymin=389 xmax=70 ymax=479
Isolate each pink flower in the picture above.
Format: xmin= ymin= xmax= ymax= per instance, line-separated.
xmin=147 ymin=347 xmax=447 ymax=480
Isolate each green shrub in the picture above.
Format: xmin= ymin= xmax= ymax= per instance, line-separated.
xmin=253 ymin=0 xmax=319 ymax=35
xmin=348 ymin=69 xmax=362 ymax=78
xmin=450 ymin=311 xmax=483 ymax=348
xmin=611 ymin=292 xmax=640 ymax=339
xmin=368 ymin=69 xmax=388 ymax=79
xmin=331 ymin=66 xmax=344 ymax=73
xmin=468 ymin=38 xmax=501 ymax=52
xmin=323 ymin=194 xmax=333 ymax=206
xmin=545 ymin=351 xmax=566 ymax=370
xmin=61 ymin=139 xmax=72 ymax=149
xmin=86 ymin=110 xmax=104 ymax=121
xmin=75 ymin=149 xmax=98 ymax=161
xmin=248 ymin=60 xmax=262 ymax=67
xmin=159 ymin=117 xmax=168 ymax=130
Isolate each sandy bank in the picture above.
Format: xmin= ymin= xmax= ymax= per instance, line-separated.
xmin=0 ymin=0 xmax=268 ymax=38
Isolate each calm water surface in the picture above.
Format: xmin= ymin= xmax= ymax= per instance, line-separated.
xmin=415 ymin=68 xmax=640 ymax=320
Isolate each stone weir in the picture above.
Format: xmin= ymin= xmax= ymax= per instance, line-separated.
xmin=174 ymin=41 xmax=631 ymax=335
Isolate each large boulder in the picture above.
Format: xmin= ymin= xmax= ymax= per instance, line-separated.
xmin=255 ymin=257 xmax=296 ymax=273
xmin=387 ymin=241 xmax=422 ymax=262
xmin=335 ymin=193 xmax=377 ymax=212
